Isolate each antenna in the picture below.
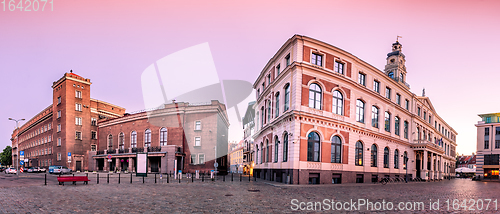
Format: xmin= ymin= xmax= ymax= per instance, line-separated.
xmin=396 ymin=35 xmax=402 ymax=42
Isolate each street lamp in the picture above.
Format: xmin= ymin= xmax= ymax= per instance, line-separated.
xmin=9 ymin=118 xmax=25 ymax=175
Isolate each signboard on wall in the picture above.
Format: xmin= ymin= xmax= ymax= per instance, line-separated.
xmin=136 ymin=153 xmax=148 ymax=177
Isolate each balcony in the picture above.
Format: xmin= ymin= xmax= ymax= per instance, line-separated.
xmin=118 ymin=149 xmax=126 ymax=154
xmin=132 ymin=147 xmax=144 ymax=153
xmin=107 ymin=149 xmax=116 ymax=154
xmin=97 ymin=150 xmax=105 ymax=155
xmin=147 ymin=146 xmax=161 ymax=152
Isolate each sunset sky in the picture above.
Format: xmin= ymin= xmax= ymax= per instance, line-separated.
xmin=1 ymin=0 xmax=500 ymax=156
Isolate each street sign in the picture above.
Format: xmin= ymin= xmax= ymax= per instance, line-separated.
xmin=214 ymin=162 xmax=218 ymax=168
xmin=20 ymin=160 xmax=24 ymax=165
xmin=20 ymin=151 xmax=24 ymax=156
xmin=178 ymin=170 xmax=182 ymax=174
xmin=68 ymin=152 xmax=71 ymax=156
xmin=107 ymin=155 xmax=112 ymax=159
xmin=68 ymin=155 xmax=71 ymax=163
xmin=20 ymin=167 xmax=24 ymax=173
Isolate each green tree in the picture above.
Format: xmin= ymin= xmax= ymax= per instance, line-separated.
xmin=0 ymin=146 xmax=12 ymax=166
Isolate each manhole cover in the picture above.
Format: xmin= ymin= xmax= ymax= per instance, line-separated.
xmin=247 ymin=189 xmax=260 ymax=192
xmin=224 ymin=194 xmax=233 ymax=197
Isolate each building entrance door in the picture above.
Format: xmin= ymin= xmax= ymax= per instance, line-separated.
xmin=416 ymin=159 xmax=421 ymax=178
xmin=76 ymin=161 xmax=82 ymax=172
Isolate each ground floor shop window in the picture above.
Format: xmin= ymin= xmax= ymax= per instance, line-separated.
xmin=309 ymin=173 xmax=320 ymax=184
xmin=356 ymin=174 xmax=364 ymax=183
xmin=332 ymin=173 xmax=341 ymax=184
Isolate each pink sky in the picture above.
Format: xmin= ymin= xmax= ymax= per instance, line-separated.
xmin=1 ymin=0 xmax=500 ymax=156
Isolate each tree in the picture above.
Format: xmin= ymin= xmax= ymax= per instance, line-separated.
xmin=0 ymin=146 xmax=12 ymax=166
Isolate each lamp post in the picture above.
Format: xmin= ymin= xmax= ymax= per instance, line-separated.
xmin=9 ymin=118 xmax=25 ymax=176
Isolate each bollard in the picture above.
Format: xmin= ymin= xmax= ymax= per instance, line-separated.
xmin=202 ymin=174 xmax=204 ymax=182
xmin=143 ymin=176 xmax=145 ymax=183
xmin=155 ymin=174 xmax=157 ymax=184
xmin=107 ymin=174 xmax=109 ymax=183
xmin=45 ymin=174 xmax=47 ymax=185
xmin=178 ymin=176 xmax=180 ymax=183
xmin=192 ymin=174 xmax=194 ymax=183
xmin=223 ymin=174 xmax=225 ymax=182
xmin=240 ymin=174 xmax=242 ymax=182
xmin=130 ymin=173 xmax=132 ymax=183
xmin=231 ymin=173 xmax=233 ymax=182
xmin=167 ymin=174 xmax=169 ymax=183
xmin=249 ymin=174 xmax=251 ymax=182
xmin=254 ymin=174 xmax=256 ymax=181
xmin=119 ymin=173 xmax=121 ymax=184
xmin=73 ymin=174 xmax=75 ymax=177
xmin=169 ymin=171 xmax=171 ymax=178
xmin=97 ymin=173 xmax=99 ymax=184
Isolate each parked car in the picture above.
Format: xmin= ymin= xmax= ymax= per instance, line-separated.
xmin=27 ymin=167 xmax=36 ymax=173
xmin=0 ymin=167 xmax=5 ymax=172
xmin=4 ymin=168 xmax=17 ymax=174
xmin=38 ymin=167 xmax=46 ymax=173
xmin=50 ymin=166 xmax=71 ymax=174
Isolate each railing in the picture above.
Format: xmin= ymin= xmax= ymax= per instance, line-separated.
xmin=147 ymin=146 xmax=161 ymax=152
xmin=97 ymin=150 xmax=105 ymax=155
xmin=118 ymin=149 xmax=126 ymax=154
xmin=107 ymin=149 xmax=116 ymax=154
xmin=132 ymin=147 xmax=143 ymax=153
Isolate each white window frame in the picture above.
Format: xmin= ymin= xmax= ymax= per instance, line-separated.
xmin=76 ymin=131 xmax=82 ymax=140
xmin=57 ymin=124 xmax=61 ymax=132
xmin=195 ymin=121 xmax=201 ymax=130
xmin=194 ymin=137 xmax=201 ymax=147
xmin=76 ymin=103 xmax=82 ymax=111
xmin=75 ymin=90 xmax=82 ymax=98
xmin=199 ymin=154 xmax=205 ymax=164
xmin=57 ymin=153 xmax=61 ymax=161
xmin=57 ymin=138 xmax=61 ymax=146
xmin=75 ymin=117 xmax=82 ymax=125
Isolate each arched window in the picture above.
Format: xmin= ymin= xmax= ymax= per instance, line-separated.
xmin=395 ymin=116 xmax=400 ymax=136
xmin=416 ymin=127 xmax=420 ymax=140
xmin=284 ymin=84 xmax=290 ymax=111
xmin=332 ymin=90 xmax=343 ymax=115
xmin=108 ymin=135 xmax=113 ymax=150
xmin=388 ymin=72 xmax=394 ymax=79
xmin=307 ymin=132 xmax=320 ymax=162
xmin=404 ymin=121 xmax=409 ymax=139
xmin=131 ymin=131 xmax=137 ymax=148
xmin=355 ymin=141 xmax=363 ymax=166
xmin=274 ymin=136 xmax=279 ymax=163
xmin=144 ymin=129 xmax=151 ymax=147
xmin=394 ymin=149 xmax=399 ymax=169
xmin=403 ymin=151 xmax=408 ymax=169
xmin=371 ymin=106 xmax=379 ymax=128
xmin=267 ymin=101 xmax=271 ymax=122
xmin=384 ymin=111 xmax=391 ymax=132
xmin=256 ymin=144 xmax=259 ymax=164
xmin=309 ymin=83 xmax=322 ymax=109
xmin=266 ymin=139 xmax=270 ymax=163
xmin=260 ymin=142 xmax=264 ymax=164
xmin=119 ymin=132 xmax=124 ymax=150
xmin=261 ymin=106 xmax=265 ymax=127
xmin=160 ymin=127 xmax=167 ymax=146
xmin=356 ymin=100 xmax=365 ymax=123
xmin=384 ymin=147 xmax=389 ymax=168
xmin=275 ymin=93 xmax=280 ymax=118
xmin=371 ymin=144 xmax=377 ymax=167
xmin=283 ymin=133 xmax=288 ymax=162
xmin=331 ymin=136 xmax=341 ymax=163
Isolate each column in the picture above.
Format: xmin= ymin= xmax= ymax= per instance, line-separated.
xmin=429 ymin=153 xmax=434 ymax=180
xmin=128 ymin=157 xmax=133 ymax=172
xmin=104 ymin=158 xmax=108 ymax=172
xmin=423 ymin=150 xmax=428 ymax=180
xmin=115 ymin=158 xmax=121 ymax=172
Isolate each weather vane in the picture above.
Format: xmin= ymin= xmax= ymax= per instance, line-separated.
xmin=397 ymin=35 xmax=402 ymax=42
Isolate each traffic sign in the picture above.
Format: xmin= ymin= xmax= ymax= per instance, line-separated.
xmin=214 ymin=162 xmax=218 ymax=168
xmin=20 ymin=167 xmax=24 ymax=173
xmin=20 ymin=160 xmax=24 ymax=165
xmin=107 ymin=155 xmax=112 ymax=159
xmin=20 ymin=151 xmax=24 ymax=156
xmin=68 ymin=152 xmax=71 ymax=156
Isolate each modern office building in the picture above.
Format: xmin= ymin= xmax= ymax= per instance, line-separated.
xmin=10 ymin=72 xmax=125 ymax=172
xmin=89 ymin=100 xmax=229 ymax=175
xmin=475 ymin=113 xmax=500 ymax=180
xmin=252 ymin=35 xmax=457 ymax=184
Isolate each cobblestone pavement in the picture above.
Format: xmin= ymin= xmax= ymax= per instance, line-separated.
xmin=0 ymin=173 xmax=499 ymax=213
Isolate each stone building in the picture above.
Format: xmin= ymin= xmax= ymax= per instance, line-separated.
xmin=242 ymin=101 xmax=256 ymax=175
xmin=11 ymin=72 xmax=125 ymax=172
xmin=252 ymin=35 xmax=457 ymax=184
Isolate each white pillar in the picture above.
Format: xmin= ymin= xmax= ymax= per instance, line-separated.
xmin=423 ymin=150 xmax=428 ymax=180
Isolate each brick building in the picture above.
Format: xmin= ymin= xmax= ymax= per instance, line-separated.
xmin=89 ymin=100 xmax=229 ymax=174
xmin=11 ymin=72 xmax=125 ymax=172
xmin=253 ymin=35 xmax=457 ymax=184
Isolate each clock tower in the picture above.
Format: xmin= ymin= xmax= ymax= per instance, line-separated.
xmin=384 ymin=39 xmax=409 ymax=88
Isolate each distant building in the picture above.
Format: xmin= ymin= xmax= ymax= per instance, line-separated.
xmin=11 ymin=72 xmax=125 ymax=172
xmin=229 ymin=140 xmax=244 ymax=173
xmin=242 ymin=101 xmax=256 ymax=175
xmin=457 ymin=154 xmax=476 ymax=169
xmin=252 ymin=35 xmax=457 ymax=184
xmin=89 ymin=100 xmax=229 ymax=175
xmin=475 ymin=113 xmax=500 ymax=180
